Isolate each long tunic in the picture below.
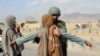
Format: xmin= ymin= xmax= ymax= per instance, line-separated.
xmin=3 ymin=15 xmax=24 ymax=56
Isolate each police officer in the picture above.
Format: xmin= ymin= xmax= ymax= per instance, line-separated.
xmin=48 ymin=7 xmax=92 ymax=56
xmin=48 ymin=7 xmax=68 ymax=56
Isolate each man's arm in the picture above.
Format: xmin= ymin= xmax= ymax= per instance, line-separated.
xmin=60 ymin=28 xmax=85 ymax=46
xmin=15 ymin=30 xmax=39 ymax=46
xmin=58 ymin=20 xmax=85 ymax=46
xmin=60 ymin=29 xmax=92 ymax=48
xmin=56 ymin=20 xmax=92 ymax=48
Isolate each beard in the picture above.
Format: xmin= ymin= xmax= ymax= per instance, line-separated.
xmin=53 ymin=19 xmax=58 ymax=24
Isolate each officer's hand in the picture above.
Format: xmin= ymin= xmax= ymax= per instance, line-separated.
xmin=85 ymin=40 xmax=93 ymax=49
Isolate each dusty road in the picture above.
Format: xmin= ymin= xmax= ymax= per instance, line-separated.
xmin=0 ymin=41 xmax=100 ymax=56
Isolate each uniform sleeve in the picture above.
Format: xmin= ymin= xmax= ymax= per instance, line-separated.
xmin=60 ymin=28 xmax=85 ymax=46
xmin=16 ymin=30 xmax=39 ymax=46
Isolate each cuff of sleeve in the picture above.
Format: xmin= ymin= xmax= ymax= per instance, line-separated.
xmin=79 ymin=40 xmax=85 ymax=47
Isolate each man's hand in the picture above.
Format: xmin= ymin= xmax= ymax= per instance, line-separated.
xmin=10 ymin=40 xmax=16 ymax=46
xmin=16 ymin=24 xmax=20 ymax=29
xmin=85 ymin=40 xmax=93 ymax=49
xmin=15 ymin=23 xmax=20 ymax=32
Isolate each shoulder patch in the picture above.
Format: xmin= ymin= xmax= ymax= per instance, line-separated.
xmin=58 ymin=20 xmax=65 ymax=23
xmin=57 ymin=20 xmax=65 ymax=28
